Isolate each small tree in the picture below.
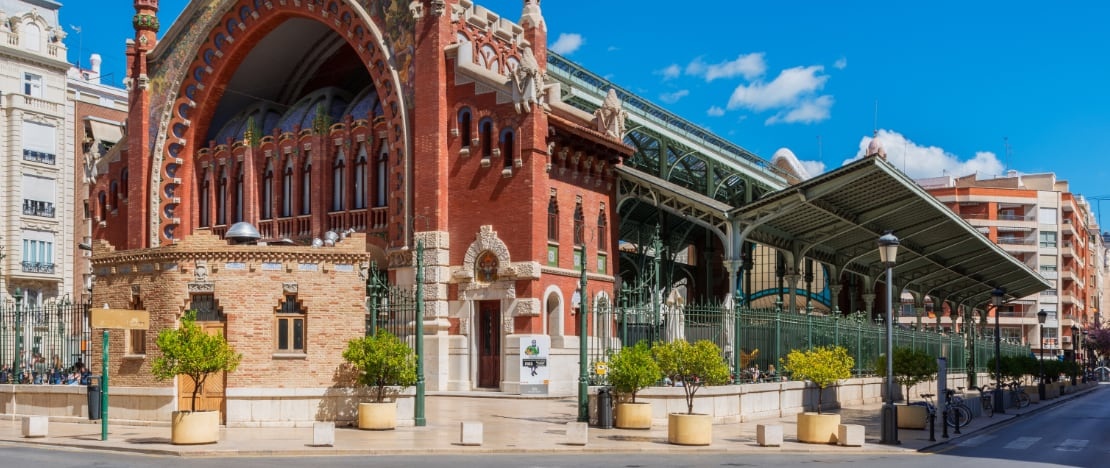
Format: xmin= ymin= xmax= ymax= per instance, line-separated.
xmin=782 ymin=345 xmax=854 ymax=414
xmin=608 ymin=341 xmax=661 ymax=403
xmin=653 ymin=339 xmax=730 ymax=415
xmin=874 ymin=347 xmax=937 ymax=403
xmin=152 ymin=310 xmax=242 ymax=412
xmin=342 ymin=330 xmax=418 ymax=403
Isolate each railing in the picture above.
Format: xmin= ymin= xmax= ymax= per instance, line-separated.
xmin=370 ymin=207 xmax=388 ymax=230
xmin=22 ymin=149 xmax=56 ymax=165
xmin=0 ymin=299 xmax=91 ymax=384
xmin=21 ymin=262 xmax=56 ymax=274
xmin=22 ymin=200 xmax=55 ymax=218
xmin=997 ymin=237 xmax=1037 ymax=246
xmin=326 ymin=209 xmax=368 ymax=233
xmin=7 ymin=93 xmax=62 ymax=114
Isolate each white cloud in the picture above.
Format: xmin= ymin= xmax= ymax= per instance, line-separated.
xmin=799 ymin=159 xmax=827 ymax=176
xmin=766 ymin=95 xmax=834 ymax=124
xmin=834 ymin=57 xmax=847 ymax=69
xmin=686 ymin=53 xmax=766 ymax=81
xmin=658 ymin=64 xmax=681 ymax=80
xmin=659 ymin=89 xmax=689 ymax=104
xmin=845 ymin=129 xmax=1005 ymax=179
xmin=727 ymin=65 xmax=828 ymax=111
xmin=707 ymin=106 xmax=726 ymax=117
xmin=550 ymin=33 xmax=584 ymax=55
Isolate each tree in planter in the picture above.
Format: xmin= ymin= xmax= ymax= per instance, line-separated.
xmin=653 ymin=339 xmax=730 ymax=414
xmin=608 ymin=341 xmax=661 ymax=403
xmin=152 ymin=310 xmax=242 ymax=412
xmin=342 ymin=330 xmax=418 ymax=403
xmin=874 ymin=347 xmax=937 ymax=403
xmin=782 ymin=345 xmax=854 ymax=414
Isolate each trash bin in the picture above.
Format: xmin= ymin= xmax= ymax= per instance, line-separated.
xmin=87 ymin=376 xmax=101 ymax=420
xmin=596 ymin=387 xmax=613 ymax=429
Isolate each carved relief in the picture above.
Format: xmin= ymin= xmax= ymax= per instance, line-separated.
xmin=594 ymin=89 xmax=627 ymax=139
xmin=194 ymin=260 xmax=209 ymax=281
xmin=509 ymin=46 xmax=544 ymax=113
xmin=282 ymin=282 xmax=298 ymax=294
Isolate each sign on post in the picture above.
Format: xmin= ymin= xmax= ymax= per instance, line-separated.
xmin=519 ymin=335 xmax=550 ymax=395
xmin=90 ymin=308 xmax=149 ymax=442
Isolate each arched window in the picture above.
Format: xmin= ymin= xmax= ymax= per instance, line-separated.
xmin=261 ymin=162 xmax=273 ymax=220
xmin=457 ymin=108 xmax=472 ymax=145
xmin=109 ymin=181 xmax=119 ymax=213
xmin=300 ymin=155 xmax=311 ymax=215
xmin=597 ymin=209 xmax=608 ymax=252
xmin=332 ymin=147 xmax=346 ymax=212
xmin=282 ymin=158 xmax=294 ymax=217
xmin=547 ymin=195 xmax=559 ymax=242
xmin=199 ymin=168 xmax=210 ymax=227
xmin=500 ymin=129 xmax=515 ymax=168
xmin=375 ymin=141 xmax=388 ymax=207
xmin=573 ymin=201 xmax=584 ymax=246
xmin=216 ymin=166 xmax=228 ymax=225
xmin=353 ymin=144 xmax=367 ymax=209
xmin=479 ymin=118 xmax=493 ymax=157
xmin=21 ymin=23 xmax=41 ymax=51
xmin=97 ymin=191 xmax=107 ymax=221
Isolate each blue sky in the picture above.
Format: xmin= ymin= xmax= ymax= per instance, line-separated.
xmin=61 ymin=1 xmax=1110 ymax=225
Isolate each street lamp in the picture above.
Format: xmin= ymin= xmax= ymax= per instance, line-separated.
xmin=1071 ymin=325 xmax=1080 ymax=385
xmin=991 ymin=287 xmax=1006 ymax=414
xmin=878 ymin=231 xmax=899 ymax=445
xmin=1037 ymin=309 xmax=1047 ymax=400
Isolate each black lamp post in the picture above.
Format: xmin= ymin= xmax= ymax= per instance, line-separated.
xmin=1037 ymin=309 xmax=1047 ymax=400
xmin=991 ymin=287 xmax=1006 ymax=414
xmin=1070 ymin=325 xmax=1079 ymax=385
xmin=878 ymin=231 xmax=899 ymax=445
xmin=1082 ymin=330 xmax=1090 ymax=382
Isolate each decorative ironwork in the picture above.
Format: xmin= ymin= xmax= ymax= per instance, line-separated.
xmin=0 ymin=298 xmax=92 ymax=384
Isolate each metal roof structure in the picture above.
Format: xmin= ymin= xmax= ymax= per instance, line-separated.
xmin=732 ymin=155 xmax=1051 ymax=306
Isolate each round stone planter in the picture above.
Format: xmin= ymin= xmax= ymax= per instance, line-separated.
xmin=796 ymin=412 xmax=840 ymax=444
xmin=615 ymin=402 xmax=652 ymax=429
xmin=358 ymin=402 xmax=398 ymax=430
xmin=171 ymin=410 xmax=219 ymax=445
xmin=667 ymin=413 xmax=712 ymax=446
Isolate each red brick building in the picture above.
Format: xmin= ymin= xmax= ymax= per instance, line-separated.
xmin=89 ymin=0 xmax=631 ymax=426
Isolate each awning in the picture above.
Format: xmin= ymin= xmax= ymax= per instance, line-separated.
xmin=87 ymin=118 xmax=124 ymax=145
xmin=733 ymin=155 xmax=1051 ymax=305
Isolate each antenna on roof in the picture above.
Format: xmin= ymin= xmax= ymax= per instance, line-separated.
xmin=873 ymin=100 xmax=879 ymax=134
xmin=70 ymin=25 xmax=82 ymax=70
xmin=1003 ymin=136 xmax=1012 ymax=177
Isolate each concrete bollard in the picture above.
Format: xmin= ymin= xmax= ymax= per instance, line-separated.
xmin=312 ymin=421 xmax=335 ymax=447
xmin=22 ymin=416 xmax=49 ymax=438
xmin=837 ymin=424 xmax=865 ymax=447
xmin=460 ymin=421 xmax=483 ymax=446
xmin=756 ymin=424 xmax=783 ymax=447
xmin=565 ymin=421 xmax=588 ymax=446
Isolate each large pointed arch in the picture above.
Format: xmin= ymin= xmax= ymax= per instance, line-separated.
xmin=147 ymin=0 xmax=412 ymax=246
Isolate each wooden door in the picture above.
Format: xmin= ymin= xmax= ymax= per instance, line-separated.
xmin=477 ymin=301 xmax=501 ymax=388
xmin=176 ymin=322 xmax=227 ymax=422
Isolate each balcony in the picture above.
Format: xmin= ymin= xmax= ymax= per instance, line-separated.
xmin=22 ymin=149 xmax=56 ymax=165
xmin=22 ymin=199 xmax=55 ymax=218
xmin=21 ymin=262 xmax=56 ymax=274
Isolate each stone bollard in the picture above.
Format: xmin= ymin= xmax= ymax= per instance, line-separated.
xmin=756 ymin=424 xmax=783 ymax=447
xmin=837 ymin=424 xmax=865 ymax=447
xmin=22 ymin=416 xmax=49 ymax=438
xmin=312 ymin=421 xmax=335 ymax=447
xmin=565 ymin=421 xmax=588 ymax=446
xmin=460 ymin=421 xmax=483 ymax=446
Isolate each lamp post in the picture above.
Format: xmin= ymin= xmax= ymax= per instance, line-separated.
xmin=991 ymin=287 xmax=1005 ymax=414
xmin=878 ymin=231 xmax=899 ymax=445
xmin=1037 ymin=309 xmax=1047 ymax=400
xmin=577 ymin=243 xmax=588 ymax=423
xmin=1070 ymin=325 xmax=1079 ymax=385
xmin=13 ymin=288 xmax=23 ymax=379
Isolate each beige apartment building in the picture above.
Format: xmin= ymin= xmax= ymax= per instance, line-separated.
xmin=913 ymin=171 xmax=1104 ymax=366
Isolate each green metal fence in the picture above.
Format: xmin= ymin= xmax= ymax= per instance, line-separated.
xmin=365 ymin=263 xmax=419 ymax=342
xmin=1 ymin=297 xmax=92 ymax=383
xmin=592 ymin=300 xmax=1030 ymax=384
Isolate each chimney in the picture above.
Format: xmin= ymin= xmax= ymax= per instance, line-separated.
xmin=89 ymin=54 xmax=102 ymax=84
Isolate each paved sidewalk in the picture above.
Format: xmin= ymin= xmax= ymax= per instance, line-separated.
xmin=1 ymin=384 xmax=1101 ymax=457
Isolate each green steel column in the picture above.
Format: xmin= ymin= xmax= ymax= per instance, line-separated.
xmin=577 ymin=245 xmax=589 ymax=423
xmin=414 ymin=240 xmax=425 ymax=426
xmin=101 ymin=329 xmax=108 ymax=440
xmin=367 ymin=264 xmax=378 ymax=337
xmin=774 ymin=299 xmax=782 ymax=365
xmin=14 ymin=289 xmax=23 ymax=378
xmin=733 ymin=303 xmax=741 ymax=382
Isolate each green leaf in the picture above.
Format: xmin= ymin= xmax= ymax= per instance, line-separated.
xmin=342 ymin=330 xmax=418 ymax=403
xmin=151 ymin=311 xmax=242 ymax=412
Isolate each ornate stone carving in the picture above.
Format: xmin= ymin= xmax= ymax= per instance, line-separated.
xmin=194 ymin=261 xmax=209 ymax=282
xmin=509 ymin=46 xmax=544 ymax=113
xmin=431 ymin=0 xmax=447 ymax=16
xmin=594 ymin=89 xmax=627 ymax=139
xmin=408 ymin=0 xmax=423 ymax=19
xmin=188 ymin=282 xmax=214 ymax=293
xmin=282 ymin=282 xmax=298 ymax=294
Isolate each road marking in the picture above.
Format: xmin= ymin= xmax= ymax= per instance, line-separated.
xmin=957 ymin=435 xmax=995 ymax=447
xmin=1056 ymin=439 xmax=1088 ymax=452
xmin=1004 ymin=437 xmax=1041 ymax=449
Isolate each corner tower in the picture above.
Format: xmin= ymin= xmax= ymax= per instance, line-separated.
xmin=124 ymin=0 xmax=160 ymax=249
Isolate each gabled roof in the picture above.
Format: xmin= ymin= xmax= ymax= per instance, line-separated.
xmin=733 ymin=156 xmax=1050 ymax=305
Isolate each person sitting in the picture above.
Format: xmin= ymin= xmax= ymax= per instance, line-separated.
xmin=766 ymin=364 xmax=778 ymax=382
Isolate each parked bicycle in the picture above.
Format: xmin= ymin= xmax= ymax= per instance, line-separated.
xmin=970 ymin=385 xmax=994 ymax=417
xmin=944 ymin=388 xmax=973 ymax=427
xmin=1007 ymin=381 xmax=1031 ymax=409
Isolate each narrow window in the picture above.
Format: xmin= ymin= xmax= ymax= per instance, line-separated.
xmin=23 ymin=73 xmax=42 ymax=97
xmin=234 ymin=163 xmax=244 ymax=222
xmin=282 ymin=158 xmax=293 ymax=217
xmin=354 ymin=144 xmax=367 ymax=209
xmin=597 ymin=209 xmax=608 ymax=252
xmin=97 ymin=191 xmax=107 ymax=221
xmin=261 ymin=162 xmax=273 ymax=220
xmin=573 ymin=202 xmax=584 ymax=246
xmin=479 ymin=119 xmax=493 ymax=157
xmin=120 ymin=169 xmax=129 ymax=201
xmin=199 ymin=169 xmax=210 ymax=227
xmin=301 ymin=155 xmax=311 ymax=215
xmin=547 ymin=196 xmax=559 ymax=242
xmin=375 ymin=141 xmax=388 ymax=207
xmin=276 ymin=295 xmax=306 ymax=353
xmin=458 ymin=108 xmax=472 ymax=145
xmin=332 ymin=148 xmax=346 ymax=212
xmin=216 ymin=166 xmax=228 ymax=225
xmin=128 ymin=296 xmax=146 ymax=355
xmin=109 ymin=181 xmax=119 ymax=212
xmin=501 ymin=129 xmax=515 ymax=168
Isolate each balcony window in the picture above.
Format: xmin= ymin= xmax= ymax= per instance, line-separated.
xmin=22 ymin=199 xmax=55 ymax=218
